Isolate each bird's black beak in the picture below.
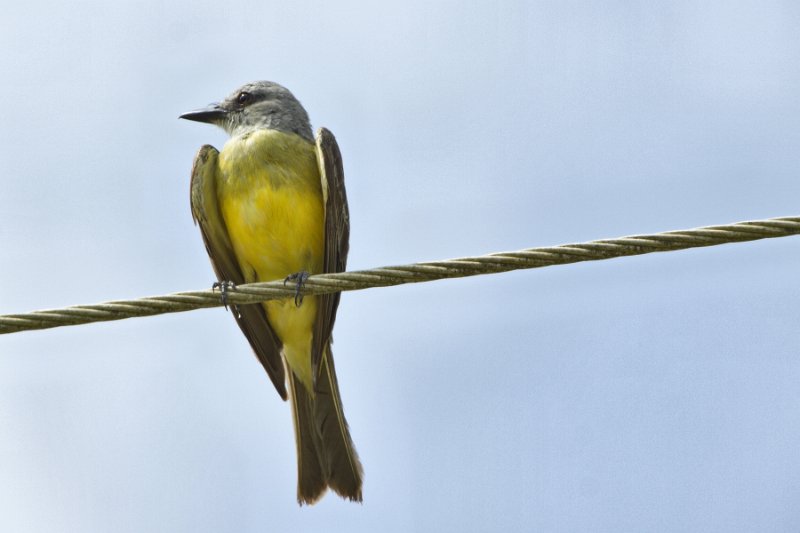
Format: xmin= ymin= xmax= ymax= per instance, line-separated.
xmin=179 ymin=102 xmax=227 ymax=124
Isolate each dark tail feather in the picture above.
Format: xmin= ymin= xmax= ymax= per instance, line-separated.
xmin=288 ymin=345 xmax=363 ymax=505
xmin=288 ymin=369 xmax=327 ymax=504
xmin=314 ymin=345 xmax=363 ymax=500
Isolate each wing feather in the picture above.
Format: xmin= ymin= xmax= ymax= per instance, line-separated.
xmin=190 ymin=144 xmax=287 ymax=399
xmin=311 ymin=129 xmax=350 ymax=380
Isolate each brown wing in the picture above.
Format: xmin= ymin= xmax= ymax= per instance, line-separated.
xmin=189 ymin=144 xmax=287 ymax=400
xmin=311 ymin=128 xmax=350 ymax=379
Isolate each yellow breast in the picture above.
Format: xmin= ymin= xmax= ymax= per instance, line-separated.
xmin=216 ymin=129 xmax=324 ymax=386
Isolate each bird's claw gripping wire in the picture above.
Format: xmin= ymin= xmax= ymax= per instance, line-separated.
xmin=284 ymin=271 xmax=310 ymax=307
xmin=212 ymin=280 xmax=237 ymax=310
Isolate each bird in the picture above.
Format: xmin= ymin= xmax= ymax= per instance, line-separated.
xmin=180 ymin=81 xmax=362 ymax=504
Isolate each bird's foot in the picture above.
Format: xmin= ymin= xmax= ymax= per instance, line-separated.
xmin=212 ymin=280 xmax=237 ymax=310
xmin=283 ymin=271 xmax=310 ymax=307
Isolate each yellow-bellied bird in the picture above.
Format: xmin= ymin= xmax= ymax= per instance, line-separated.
xmin=180 ymin=81 xmax=362 ymax=504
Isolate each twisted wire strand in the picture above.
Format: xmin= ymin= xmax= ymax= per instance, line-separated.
xmin=1 ymin=215 xmax=797 ymax=335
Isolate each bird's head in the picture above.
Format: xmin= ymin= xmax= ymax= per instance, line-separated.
xmin=180 ymin=81 xmax=312 ymax=141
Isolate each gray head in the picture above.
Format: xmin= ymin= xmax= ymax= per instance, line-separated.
xmin=180 ymin=81 xmax=313 ymax=141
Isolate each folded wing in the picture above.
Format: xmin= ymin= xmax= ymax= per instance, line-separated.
xmin=189 ymin=144 xmax=288 ymax=399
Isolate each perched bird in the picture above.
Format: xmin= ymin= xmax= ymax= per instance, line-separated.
xmin=180 ymin=81 xmax=362 ymax=504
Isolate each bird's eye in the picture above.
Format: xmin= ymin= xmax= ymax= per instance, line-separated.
xmin=237 ymin=91 xmax=251 ymax=105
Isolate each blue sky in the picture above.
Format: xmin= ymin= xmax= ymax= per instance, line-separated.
xmin=1 ymin=1 xmax=799 ymax=531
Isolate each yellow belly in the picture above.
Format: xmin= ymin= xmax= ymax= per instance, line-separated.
xmin=217 ymin=129 xmax=324 ymax=387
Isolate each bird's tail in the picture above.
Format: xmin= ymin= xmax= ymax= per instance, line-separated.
xmin=288 ymin=344 xmax=363 ymax=504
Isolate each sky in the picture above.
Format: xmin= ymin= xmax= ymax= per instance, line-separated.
xmin=1 ymin=1 xmax=799 ymax=531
